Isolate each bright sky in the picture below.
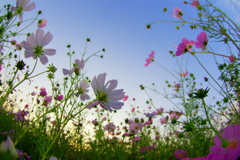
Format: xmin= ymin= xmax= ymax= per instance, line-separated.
xmin=1 ymin=0 xmax=239 ymax=125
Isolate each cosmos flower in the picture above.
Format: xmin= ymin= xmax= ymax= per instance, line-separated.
xmin=62 ymin=59 xmax=84 ymax=75
xmin=144 ymin=51 xmax=155 ymax=67
xmin=180 ymin=71 xmax=189 ymax=77
xmin=38 ymin=19 xmax=48 ymax=28
xmin=14 ymin=109 xmax=29 ymax=121
xmin=195 ymin=32 xmax=208 ymax=51
xmin=174 ymin=149 xmax=188 ymax=159
xmin=228 ymin=55 xmax=236 ymax=63
xmin=123 ymin=95 xmax=128 ymax=101
xmin=129 ymin=122 xmax=143 ymax=134
xmin=191 ymin=0 xmax=200 ymax=8
xmin=11 ymin=0 xmax=36 ymax=21
xmin=21 ymin=29 xmax=56 ymax=65
xmin=75 ymin=81 xmax=90 ymax=101
xmin=91 ymin=73 xmax=125 ymax=112
xmin=207 ymin=124 xmax=240 ymax=160
xmin=104 ymin=122 xmax=116 ymax=132
xmin=176 ymin=38 xmax=195 ymax=56
xmin=173 ymin=7 xmax=183 ymax=19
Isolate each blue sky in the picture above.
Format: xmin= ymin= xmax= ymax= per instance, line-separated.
xmin=1 ymin=0 xmax=239 ymax=124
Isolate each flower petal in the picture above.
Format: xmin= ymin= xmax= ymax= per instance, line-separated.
xmin=39 ymin=54 xmax=48 ymax=65
xmin=23 ymin=2 xmax=36 ymax=11
xmin=36 ymin=29 xmax=44 ymax=46
xmin=41 ymin=31 xmax=53 ymax=46
xmin=43 ymin=49 xmax=56 ymax=56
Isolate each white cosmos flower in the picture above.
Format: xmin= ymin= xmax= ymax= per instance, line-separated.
xmin=91 ymin=73 xmax=125 ymax=112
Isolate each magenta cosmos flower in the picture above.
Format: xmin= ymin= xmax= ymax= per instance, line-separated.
xmin=144 ymin=51 xmax=155 ymax=67
xmin=12 ymin=0 xmax=36 ymax=21
xmin=63 ymin=59 xmax=84 ymax=75
xmin=195 ymin=32 xmax=208 ymax=51
xmin=91 ymin=73 xmax=125 ymax=112
xmin=174 ymin=149 xmax=188 ymax=159
xmin=21 ymin=29 xmax=56 ymax=65
xmin=176 ymin=38 xmax=195 ymax=56
xmin=173 ymin=7 xmax=183 ymax=19
xmin=207 ymin=124 xmax=240 ymax=160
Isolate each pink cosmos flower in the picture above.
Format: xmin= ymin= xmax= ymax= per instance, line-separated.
xmin=191 ymin=0 xmax=200 ymax=8
xmin=141 ymin=144 xmax=155 ymax=153
xmin=156 ymin=108 xmax=164 ymax=114
xmin=104 ymin=122 xmax=116 ymax=132
xmin=160 ymin=118 xmax=167 ymax=124
xmin=144 ymin=51 xmax=155 ymax=67
xmin=0 ymin=65 xmax=2 ymax=71
xmin=75 ymin=81 xmax=90 ymax=101
xmin=195 ymin=32 xmax=208 ymax=51
xmin=132 ymin=136 xmax=140 ymax=142
xmin=207 ymin=124 xmax=240 ymax=160
xmin=45 ymin=96 xmax=52 ymax=102
xmin=131 ymin=107 xmax=135 ymax=112
xmin=14 ymin=109 xmax=29 ymax=121
xmin=122 ymin=95 xmax=128 ymax=101
xmin=12 ymin=0 xmax=36 ymax=21
xmin=63 ymin=59 xmax=84 ymax=75
xmin=228 ymin=55 xmax=236 ymax=63
xmin=129 ymin=122 xmax=143 ymax=134
xmin=38 ymin=19 xmax=48 ymax=28
xmin=91 ymin=73 xmax=125 ymax=112
xmin=174 ymin=149 xmax=188 ymax=159
xmin=173 ymin=7 xmax=183 ymax=19
xmin=176 ymin=38 xmax=195 ymax=56
xmin=180 ymin=71 xmax=189 ymax=77
xmin=21 ymin=29 xmax=56 ymax=65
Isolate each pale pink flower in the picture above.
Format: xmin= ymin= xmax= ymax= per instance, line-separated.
xmin=122 ymin=95 xmax=128 ymax=101
xmin=11 ymin=0 xmax=36 ymax=21
xmin=176 ymin=38 xmax=195 ymax=56
xmin=62 ymin=59 xmax=84 ymax=75
xmin=156 ymin=108 xmax=164 ymax=114
xmin=191 ymin=0 xmax=200 ymax=8
xmin=38 ymin=19 xmax=48 ymax=28
xmin=144 ymin=51 xmax=155 ymax=67
xmin=129 ymin=122 xmax=143 ymax=134
xmin=91 ymin=73 xmax=125 ymax=112
xmin=75 ymin=81 xmax=90 ymax=101
xmin=173 ymin=7 xmax=183 ymax=19
xmin=104 ymin=122 xmax=116 ymax=132
xmin=21 ymin=29 xmax=56 ymax=65
xmin=160 ymin=118 xmax=167 ymax=124
xmin=195 ymin=32 xmax=208 ymax=51
xmin=180 ymin=71 xmax=189 ymax=77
